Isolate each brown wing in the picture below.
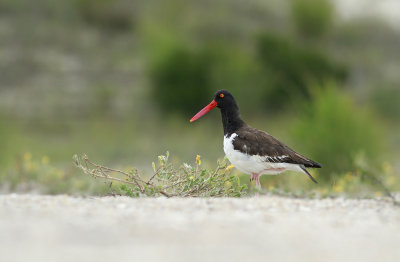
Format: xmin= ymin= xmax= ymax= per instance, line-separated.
xmin=232 ymin=126 xmax=321 ymax=168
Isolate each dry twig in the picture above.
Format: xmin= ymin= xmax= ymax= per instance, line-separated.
xmin=73 ymin=153 xmax=247 ymax=198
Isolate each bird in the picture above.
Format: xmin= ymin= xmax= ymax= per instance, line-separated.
xmin=190 ymin=90 xmax=321 ymax=190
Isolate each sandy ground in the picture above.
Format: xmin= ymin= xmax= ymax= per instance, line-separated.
xmin=1 ymin=194 xmax=400 ymax=262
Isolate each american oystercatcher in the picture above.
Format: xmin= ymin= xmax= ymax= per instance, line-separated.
xmin=190 ymin=90 xmax=321 ymax=189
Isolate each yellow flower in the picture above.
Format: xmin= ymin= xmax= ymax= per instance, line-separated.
xmin=56 ymin=170 xmax=64 ymax=179
xmin=74 ymin=180 xmax=84 ymax=189
xmin=26 ymin=162 xmax=33 ymax=172
xmin=225 ymin=181 xmax=232 ymax=188
xmin=333 ymin=184 xmax=344 ymax=193
xmin=318 ymin=188 xmax=328 ymax=195
xmin=385 ymin=175 xmax=396 ymax=186
xmin=344 ymin=172 xmax=353 ymax=181
xmin=375 ymin=191 xmax=382 ymax=197
xmin=189 ymin=176 xmax=194 ymax=180
xmin=41 ymin=156 xmax=50 ymax=165
xmin=382 ymin=162 xmax=393 ymax=175
xmin=196 ymin=155 xmax=201 ymax=166
xmin=24 ymin=152 xmax=32 ymax=161
xmin=225 ymin=164 xmax=234 ymax=172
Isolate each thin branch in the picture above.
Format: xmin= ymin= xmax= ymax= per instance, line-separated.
xmin=162 ymin=179 xmax=186 ymax=190
xmin=74 ymin=154 xmax=246 ymax=198
xmin=362 ymin=170 xmax=399 ymax=206
xmin=86 ymin=170 xmax=140 ymax=186
xmin=84 ymin=156 xmax=145 ymax=193
xmin=147 ymin=167 xmax=161 ymax=185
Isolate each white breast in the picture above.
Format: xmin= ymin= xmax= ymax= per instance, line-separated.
xmin=223 ymin=133 xmax=303 ymax=175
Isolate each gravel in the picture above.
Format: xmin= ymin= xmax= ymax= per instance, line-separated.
xmin=1 ymin=194 xmax=400 ymax=262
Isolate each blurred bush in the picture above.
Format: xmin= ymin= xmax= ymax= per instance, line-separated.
xmin=73 ymin=0 xmax=135 ymax=30
xmin=0 ymin=117 xmax=20 ymax=168
xmin=150 ymin=45 xmax=214 ymax=116
xmin=149 ymin=33 xmax=349 ymax=115
xmin=0 ymin=119 xmax=9 ymax=166
xmin=256 ymin=33 xmax=347 ymax=111
xmin=291 ymin=0 xmax=334 ymax=38
xmin=291 ymin=83 xmax=383 ymax=183
xmin=199 ymin=45 xmax=267 ymax=115
xmin=370 ymin=87 xmax=400 ymax=119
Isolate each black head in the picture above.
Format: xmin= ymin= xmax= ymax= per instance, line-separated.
xmin=213 ymin=90 xmax=238 ymax=110
xmin=190 ymin=89 xmax=241 ymax=123
xmin=190 ymin=90 xmax=245 ymax=135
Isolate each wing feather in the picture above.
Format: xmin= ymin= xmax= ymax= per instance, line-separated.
xmin=232 ymin=127 xmax=321 ymax=168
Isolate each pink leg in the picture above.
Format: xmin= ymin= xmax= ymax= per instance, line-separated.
xmin=251 ymin=173 xmax=262 ymax=190
xmin=255 ymin=175 xmax=262 ymax=190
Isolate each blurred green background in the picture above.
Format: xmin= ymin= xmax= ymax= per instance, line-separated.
xmin=0 ymin=0 xmax=399 ymax=196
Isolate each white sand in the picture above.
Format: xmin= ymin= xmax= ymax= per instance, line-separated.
xmin=1 ymin=194 xmax=400 ymax=262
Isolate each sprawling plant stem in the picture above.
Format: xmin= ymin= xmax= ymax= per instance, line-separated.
xmin=73 ymin=153 xmax=247 ymax=197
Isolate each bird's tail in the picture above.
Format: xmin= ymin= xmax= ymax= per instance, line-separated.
xmin=304 ymin=159 xmax=322 ymax=168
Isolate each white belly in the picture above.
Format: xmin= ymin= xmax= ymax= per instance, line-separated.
xmin=223 ymin=133 xmax=302 ymax=175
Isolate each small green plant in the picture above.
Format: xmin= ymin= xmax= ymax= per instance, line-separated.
xmin=73 ymin=152 xmax=247 ymax=197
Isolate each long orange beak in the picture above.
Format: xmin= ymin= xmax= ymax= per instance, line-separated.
xmin=190 ymin=100 xmax=218 ymax=122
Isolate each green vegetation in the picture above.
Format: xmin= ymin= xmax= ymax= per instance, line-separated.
xmin=74 ymin=153 xmax=247 ymax=197
xmin=253 ymin=155 xmax=399 ymax=201
xmin=0 ymin=149 xmax=397 ymax=199
xmin=291 ymin=0 xmax=334 ymax=38
xmin=150 ymin=46 xmax=214 ymax=115
xmin=0 ymin=152 xmax=107 ymax=195
xmin=256 ymin=33 xmax=347 ymax=111
xmin=0 ymin=117 xmax=10 ymax=165
xmin=370 ymin=87 xmax=400 ymax=120
xmin=0 ymin=116 xmax=21 ymax=167
xmin=149 ymin=32 xmax=348 ymax=113
xmin=292 ymin=83 xmax=383 ymax=182
xmin=0 ymin=0 xmax=399 ymax=198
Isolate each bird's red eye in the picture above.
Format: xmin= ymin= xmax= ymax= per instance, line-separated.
xmin=220 ymin=94 xmax=224 ymax=98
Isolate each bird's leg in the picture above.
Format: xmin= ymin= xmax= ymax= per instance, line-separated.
xmin=251 ymin=173 xmax=262 ymax=191
xmin=255 ymin=174 xmax=262 ymax=191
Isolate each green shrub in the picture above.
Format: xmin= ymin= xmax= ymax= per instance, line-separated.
xmin=74 ymin=153 xmax=247 ymax=197
xmin=0 ymin=117 xmax=21 ymax=168
xmin=0 ymin=119 xmax=9 ymax=166
xmin=291 ymin=83 xmax=383 ymax=183
xmin=291 ymin=0 xmax=334 ymax=38
xmin=370 ymin=87 xmax=400 ymax=119
xmin=256 ymin=33 xmax=347 ymax=111
xmin=199 ymin=45 xmax=267 ymax=115
xmin=150 ymin=46 xmax=214 ymax=116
